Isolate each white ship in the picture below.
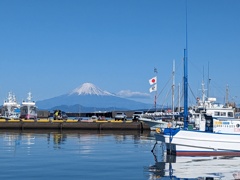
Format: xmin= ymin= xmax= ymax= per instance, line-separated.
xmin=20 ymin=92 xmax=37 ymax=120
xmin=1 ymin=92 xmax=20 ymax=119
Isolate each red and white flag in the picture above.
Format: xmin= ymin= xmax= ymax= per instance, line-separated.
xmin=149 ymin=84 xmax=157 ymax=93
xmin=149 ymin=76 xmax=157 ymax=85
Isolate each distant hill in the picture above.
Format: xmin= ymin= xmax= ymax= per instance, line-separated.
xmin=36 ymin=83 xmax=152 ymax=112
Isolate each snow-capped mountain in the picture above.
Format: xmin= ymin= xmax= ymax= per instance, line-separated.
xmin=36 ymin=83 xmax=151 ymax=112
xmin=70 ymin=83 xmax=114 ymax=96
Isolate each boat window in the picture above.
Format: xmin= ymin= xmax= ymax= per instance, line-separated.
xmin=220 ymin=112 xmax=226 ymax=116
xmin=228 ymin=112 xmax=234 ymax=117
xmin=214 ymin=112 xmax=220 ymax=116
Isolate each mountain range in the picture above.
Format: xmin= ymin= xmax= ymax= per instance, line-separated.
xmin=36 ymin=83 xmax=152 ymax=112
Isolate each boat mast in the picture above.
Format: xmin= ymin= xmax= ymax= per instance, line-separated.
xmin=172 ymin=60 xmax=175 ymax=117
xmin=183 ymin=1 xmax=188 ymax=129
xmin=27 ymin=92 xmax=33 ymax=102
xmin=226 ymin=84 xmax=229 ymax=106
xmin=154 ymin=67 xmax=158 ymax=111
xmin=201 ymin=80 xmax=206 ymax=103
xmin=183 ymin=48 xmax=188 ymax=129
xmin=178 ymin=83 xmax=181 ymax=112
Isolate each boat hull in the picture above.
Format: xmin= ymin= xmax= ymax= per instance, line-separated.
xmin=139 ymin=117 xmax=169 ymax=130
xmin=155 ymin=128 xmax=240 ymax=156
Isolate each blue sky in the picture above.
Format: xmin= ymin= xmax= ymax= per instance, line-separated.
xmin=0 ymin=0 xmax=239 ymax=107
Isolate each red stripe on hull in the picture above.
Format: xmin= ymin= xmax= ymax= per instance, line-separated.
xmin=175 ymin=151 xmax=240 ymax=156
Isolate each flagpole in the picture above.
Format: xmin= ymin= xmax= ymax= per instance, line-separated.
xmin=149 ymin=69 xmax=158 ymax=111
xmin=154 ymin=68 xmax=158 ymax=112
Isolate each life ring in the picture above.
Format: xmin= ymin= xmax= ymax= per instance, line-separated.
xmin=156 ymin=128 xmax=161 ymax=133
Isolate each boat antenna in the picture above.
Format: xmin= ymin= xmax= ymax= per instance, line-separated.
xmin=183 ymin=0 xmax=188 ymax=129
xmin=226 ymin=84 xmax=229 ymax=106
xmin=207 ymin=61 xmax=211 ymax=98
xmin=201 ymin=66 xmax=207 ymax=103
xmin=178 ymin=83 xmax=181 ymax=112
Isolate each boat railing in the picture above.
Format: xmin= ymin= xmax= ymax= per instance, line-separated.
xmin=141 ymin=112 xmax=181 ymax=120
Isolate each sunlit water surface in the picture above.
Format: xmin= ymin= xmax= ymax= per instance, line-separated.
xmin=0 ymin=130 xmax=154 ymax=180
xmin=0 ymin=130 xmax=240 ymax=180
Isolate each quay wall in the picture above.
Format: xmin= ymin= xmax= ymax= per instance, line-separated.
xmin=0 ymin=121 xmax=150 ymax=131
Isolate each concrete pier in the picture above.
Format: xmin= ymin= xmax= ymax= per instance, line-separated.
xmin=0 ymin=121 xmax=150 ymax=131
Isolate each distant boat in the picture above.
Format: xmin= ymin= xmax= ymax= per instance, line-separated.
xmin=1 ymin=92 xmax=20 ymax=119
xmin=20 ymin=92 xmax=37 ymax=120
xmin=139 ymin=112 xmax=180 ymax=131
xmin=154 ymin=48 xmax=240 ymax=156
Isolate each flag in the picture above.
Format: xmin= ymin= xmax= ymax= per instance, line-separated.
xmin=149 ymin=76 xmax=157 ymax=85
xmin=149 ymin=84 xmax=157 ymax=93
xmin=154 ymin=67 xmax=158 ymax=73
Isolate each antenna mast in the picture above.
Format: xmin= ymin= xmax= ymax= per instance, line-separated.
xmin=226 ymin=84 xmax=229 ymax=106
xmin=207 ymin=61 xmax=211 ymax=98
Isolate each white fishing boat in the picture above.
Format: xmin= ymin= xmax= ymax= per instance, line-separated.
xmin=153 ymin=46 xmax=240 ymax=156
xmin=141 ymin=95 xmax=235 ymax=131
xmin=156 ymin=123 xmax=240 ymax=156
xmin=188 ymin=81 xmax=235 ymax=130
xmin=139 ymin=112 xmax=181 ymax=131
xmin=20 ymin=92 xmax=37 ymax=120
xmin=140 ymin=81 xmax=236 ymax=131
xmin=1 ymin=92 xmax=21 ymax=119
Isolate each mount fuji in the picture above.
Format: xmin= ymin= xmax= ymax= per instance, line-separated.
xmin=36 ymin=83 xmax=152 ymax=112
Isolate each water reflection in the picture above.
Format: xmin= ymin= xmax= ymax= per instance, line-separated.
xmin=3 ymin=133 xmax=36 ymax=154
xmin=148 ymin=144 xmax=240 ymax=180
xmin=0 ymin=130 xmax=154 ymax=180
xmin=53 ymin=133 xmax=67 ymax=149
xmin=0 ymin=129 xmax=150 ymax=153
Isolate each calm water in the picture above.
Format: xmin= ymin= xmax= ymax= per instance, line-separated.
xmin=0 ymin=130 xmax=240 ymax=180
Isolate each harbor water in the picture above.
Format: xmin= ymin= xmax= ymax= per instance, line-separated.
xmin=0 ymin=130 xmax=240 ymax=180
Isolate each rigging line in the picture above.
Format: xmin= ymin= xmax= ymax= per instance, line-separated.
xmin=209 ymin=80 xmax=227 ymax=98
xmin=160 ymin=85 xmax=172 ymax=111
xmin=156 ymin=60 xmax=183 ymax=110
xmin=188 ymin=84 xmax=197 ymax=104
xmin=147 ymin=83 xmax=176 ymax=112
xmin=146 ymin=104 xmax=158 ymax=113
xmin=181 ymin=73 xmax=198 ymax=106
xmin=174 ymin=55 xmax=184 ymax=76
xmin=156 ymin=71 xmax=172 ymax=100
